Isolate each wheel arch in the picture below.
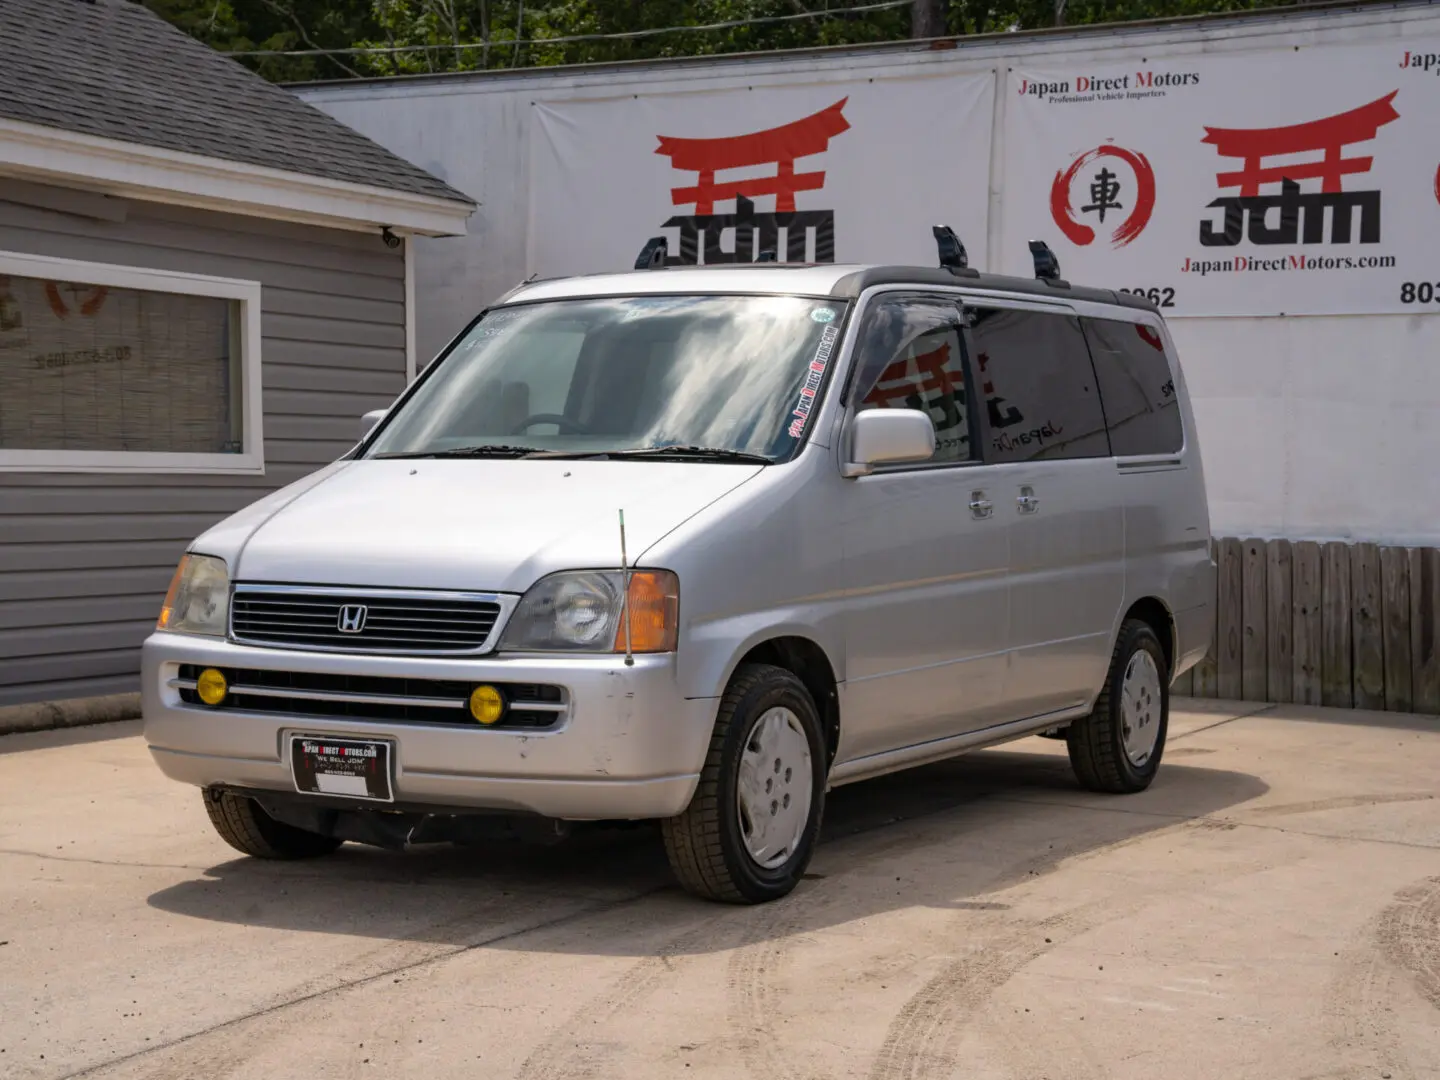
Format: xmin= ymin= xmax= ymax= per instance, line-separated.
xmin=731 ymin=636 xmax=841 ymax=767
xmin=1123 ymin=596 xmax=1176 ymax=676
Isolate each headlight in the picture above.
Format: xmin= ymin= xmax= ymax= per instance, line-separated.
xmin=498 ymin=569 xmax=679 ymax=654
xmin=156 ymin=554 xmax=230 ymax=636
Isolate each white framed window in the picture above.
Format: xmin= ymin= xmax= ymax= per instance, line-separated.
xmin=0 ymin=250 xmax=263 ymax=474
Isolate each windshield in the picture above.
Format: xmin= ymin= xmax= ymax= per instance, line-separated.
xmin=365 ymin=295 xmax=848 ymax=461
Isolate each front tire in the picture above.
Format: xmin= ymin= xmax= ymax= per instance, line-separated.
xmin=203 ymin=788 xmax=343 ymax=859
xmin=662 ymin=664 xmax=827 ymax=903
xmin=1066 ymin=619 xmax=1169 ymax=794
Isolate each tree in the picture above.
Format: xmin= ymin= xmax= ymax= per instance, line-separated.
xmin=911 ymin=0 xmax=948 ymax=37
xmin=146 ymin=0 xmax=1297 ymax=82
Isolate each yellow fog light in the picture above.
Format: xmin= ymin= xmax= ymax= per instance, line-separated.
xmin=196 ymin=668 xmax=228 ymax=706
xmin=468 ymin=685 xmax=504 ymax=725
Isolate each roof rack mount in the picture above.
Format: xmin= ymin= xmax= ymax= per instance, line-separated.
xmin=635 ymin=236 xmax=669 ymax=270
xmin=1028 ymin=240 xmax=1071 ymax=288
xmin=932 ymin=225 xmax=980 ymax=278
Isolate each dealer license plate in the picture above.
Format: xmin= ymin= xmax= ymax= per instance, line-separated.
xmin=290 ymin=736 xmax=393 ymax=802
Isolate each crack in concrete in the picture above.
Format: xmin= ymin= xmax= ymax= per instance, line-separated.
xmin=0 ymin=847 xmax=208 ymax=872
xmin=983 ymin=796 xmax=1440 ymax=852
xmin=1168 ymin=703 xmax=1279 ymax=741
xmin=54 ymin=884 xmax=671 ymax=1080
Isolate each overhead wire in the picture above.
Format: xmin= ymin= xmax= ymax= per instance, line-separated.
xmin=222 ymin=0 xmax=914 ymax=59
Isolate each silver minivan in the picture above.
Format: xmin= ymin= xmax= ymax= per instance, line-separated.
xmin=142 ymin=234 xmax=1216 ymax=904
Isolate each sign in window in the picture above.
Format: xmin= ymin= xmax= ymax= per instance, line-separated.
xmin=0 ymin=254 xmax=260 ymax=473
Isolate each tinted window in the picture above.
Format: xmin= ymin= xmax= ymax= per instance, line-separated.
xmin=968 ymin=306 xmax=1110 ymax=463
xmin=1083 ymin=317 xmax=1183 ymax=456
xmin=850 ymin=297 xmax=973 ymax=464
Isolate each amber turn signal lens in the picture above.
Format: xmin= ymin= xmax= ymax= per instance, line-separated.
xmin=612 ymin=570 xmax=680 ymax=653
xmin=196 ymin=668 xmax=228 ymax=706
xmin=469 ymin=685 xmax=504 ymax=724
xmin=157 ymin=556 xmax=189 ymax=630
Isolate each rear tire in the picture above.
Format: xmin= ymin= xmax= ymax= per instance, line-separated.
xmin=662 ymin=664 xmax=826 ymax=904
xmin=1066 ymin=619 xmax=1168 ymax=794
xmin=204 ymin=788 xmax=343 ymax=859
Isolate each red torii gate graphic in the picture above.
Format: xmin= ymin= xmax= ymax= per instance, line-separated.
xmin=865 ymin=340 xmax=962 ymax=408
xmin=656 ymin=98 xmax=851 ymax=214
xmin=1201 ymin=91 xmax=1400 ymax=196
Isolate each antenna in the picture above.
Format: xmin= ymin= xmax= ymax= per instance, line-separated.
xmin=634 ymin=236 xmax=668 ymax=270
xmin=932 ymin=225 xmax=977 ymax=276
xmin=618 ymin=510 xmax=634 ymax=667
xmin=1028 ymin=240 xmax=1070 ymax=287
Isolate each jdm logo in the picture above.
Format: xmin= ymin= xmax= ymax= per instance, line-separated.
xmin=1198 ymin=92 xmax=1398 ymax=247
xmin=1049 ymin=144 xmax=1156 ymax=248
xmin=654 ymin=99 xmax=850 ymax=265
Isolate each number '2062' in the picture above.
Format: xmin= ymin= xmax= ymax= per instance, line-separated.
xmin=1119 ymin=287 xmax=1177 ymax=308
xmin=1400 ymin=282 xmax=1440 ymax=304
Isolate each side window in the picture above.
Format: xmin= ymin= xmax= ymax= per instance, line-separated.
xmin=850 ymin=297 xmax=973 ymax=465
xmin=968 ymin=306 xmax=1110 ymax=464
xmin=1082 ymin=317 xmax=1183 ymax=455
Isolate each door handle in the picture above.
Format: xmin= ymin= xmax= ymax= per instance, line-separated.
xmin=969 ymin=491 xmax=993 ymax=519
xmin=1017 ymin=485 xmax=1039 ymax=514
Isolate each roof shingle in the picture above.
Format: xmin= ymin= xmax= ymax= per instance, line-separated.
xmin=0 ymin=0 xmax=472 ymax=205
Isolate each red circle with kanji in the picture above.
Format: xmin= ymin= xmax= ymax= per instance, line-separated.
xmin=1050 ymin=145 xmax=1156 ymax=249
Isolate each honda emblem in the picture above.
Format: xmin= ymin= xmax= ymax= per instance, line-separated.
xmin=337 ymin=604 xmax=367 ymax=634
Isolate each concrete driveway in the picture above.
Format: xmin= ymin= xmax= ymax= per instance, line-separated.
xmin=1 ymin=699 xmax=1437 ymax=1080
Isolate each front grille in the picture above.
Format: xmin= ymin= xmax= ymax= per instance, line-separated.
xmin=176 ymin=665 xmax=566 ymax=730
xmin=230 ymin=587 xmax=505 ymax=654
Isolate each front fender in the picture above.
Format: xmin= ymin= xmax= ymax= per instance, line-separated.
xmin=679 ymin=608 xmax=845 ymax=701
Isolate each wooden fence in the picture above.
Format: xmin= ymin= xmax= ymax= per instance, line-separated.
xmin=1172 ymin=538 xmax=1440 ymax=715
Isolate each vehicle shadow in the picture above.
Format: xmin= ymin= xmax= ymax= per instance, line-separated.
xmin=146 ymin=740 xmax=1268 ymax=955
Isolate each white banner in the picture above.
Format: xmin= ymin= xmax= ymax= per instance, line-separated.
xmin=1000 ymin=41 xmax=1440 ymax=316
xmin=529 ymin=74 xmax=995 ymax=278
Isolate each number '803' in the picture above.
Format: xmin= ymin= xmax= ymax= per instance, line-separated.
xmin=1400 ymin=282 xmax=1440 ymax=304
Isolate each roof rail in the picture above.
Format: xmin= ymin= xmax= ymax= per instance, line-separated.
xmin=932 ymin=225 xmax=979 ymax=278
xmin=1028 ymin=240 xmax=1070 ymax=288
xmin=634 ymin=236 xmax=668 ymax=270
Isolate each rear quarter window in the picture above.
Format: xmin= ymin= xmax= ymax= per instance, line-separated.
xmin=968 ymin=306 xmax=1110 ymax=464
xmin=1082 ymin=317 xmax=1183 ymax=456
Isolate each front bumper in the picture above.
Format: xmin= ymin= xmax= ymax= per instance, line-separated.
xmin=141 ymin=633 xmax=714 ymax=820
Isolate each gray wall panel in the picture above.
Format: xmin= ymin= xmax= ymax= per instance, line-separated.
xmin=0 ymin=190 xmax=407 ymax=706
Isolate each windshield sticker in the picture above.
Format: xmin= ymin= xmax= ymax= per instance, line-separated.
xmin=787 ymin=324 xmax=840 ymax=438
xmin=474 ymin=310 xmax=524 ymax=338
xmin=811 ymin=307 xmax=837 ymax=324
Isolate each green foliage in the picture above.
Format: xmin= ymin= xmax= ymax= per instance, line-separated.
xmin=145 ymin=0 xmax=1295 ymax=83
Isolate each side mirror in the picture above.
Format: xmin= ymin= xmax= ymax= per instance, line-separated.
xmin=843 ymin=409 xmax=936 ymax=477
xmin=360 ymin=409 xmax=387 ymax=441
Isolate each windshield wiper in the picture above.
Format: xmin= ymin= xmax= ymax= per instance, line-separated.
xmin=602 ymin=445 xmax=774 ymax=464
xmin=373 ymin=445 xmax=544 ymax=459
xmin=374 ymin=444 xmax=773 ymax=464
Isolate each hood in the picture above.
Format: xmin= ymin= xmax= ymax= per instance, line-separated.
xmin=225 ymin=458 xmax=764 ymax=593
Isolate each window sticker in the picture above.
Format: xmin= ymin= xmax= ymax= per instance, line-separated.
xmin=476 ymin=311 xmax=524 ymax=338
xmin=787 ymin=323 xmax=840 ymax=438
xmin=811 ymin=307 xmax=837 ymax=324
